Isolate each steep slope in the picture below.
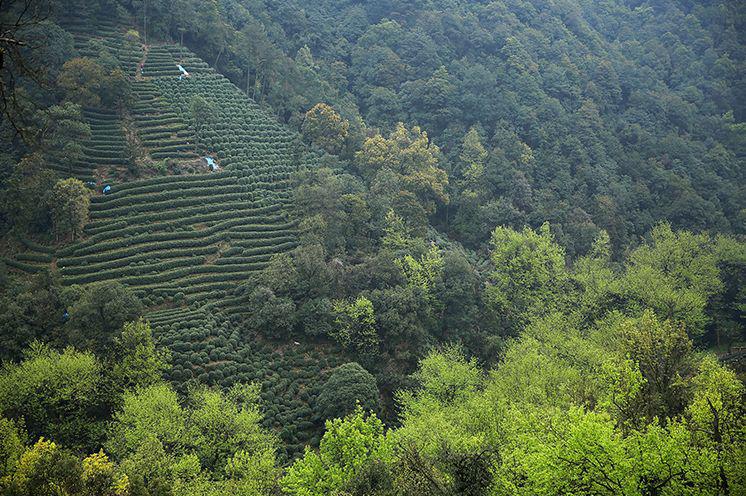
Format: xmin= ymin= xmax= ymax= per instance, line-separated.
xmin=31 ymin=27 xmax=332 ymax=459
xmin=51 ymin=38 xmax=318 ymax=310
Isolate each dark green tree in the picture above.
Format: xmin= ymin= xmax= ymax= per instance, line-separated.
xmin=316 ymin=362 xmax=380 ymax=422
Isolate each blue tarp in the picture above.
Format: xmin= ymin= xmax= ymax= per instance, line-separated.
xmin=204 ymin=156 xmax=218 ymax=171
xmin=103 ymin=185 xmax=111 ymax=194
xmin=178 ymin=64 xmax=189 ymax=76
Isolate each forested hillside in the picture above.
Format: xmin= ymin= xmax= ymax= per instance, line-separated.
xmin=0 ymin=0 xmax=744 ymax=495
xmin=128 ymin=0 xmax=746 ymax=255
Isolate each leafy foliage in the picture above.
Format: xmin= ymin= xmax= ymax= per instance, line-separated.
xmin=50 ymin=178 xmax=90 ymax=241
xmin=0 ymin=2 xmax=743 ymax=494
xmin=301 ymin=103 xmax=349 ymax=154
xmin=486 ymin=222 xmax=569 ymax=333
xmin=282 ymin=407 xmax=391 ymax=496
xmin=316 ymin=363 xmax=379 ymax=422
xmin=0 ymin=344 xmax=104 ymax=451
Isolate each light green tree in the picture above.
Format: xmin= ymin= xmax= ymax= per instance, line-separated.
xmin=331 ymin=296 xmax=379 ymax=358
xmin=621 ymin=223 xmax=723 ymax=338
xmin=485 ymin=222 xmax=569 ymax=333
xmin=110 ymin=319 xmax=170 ymax=393
xmin=0 ymin=344 xmax=103 ymax=451
xmin=81 ymin=450 xmax=130 ymax=496
xmin=301 ymin=103 xmax=349 ymax=154
xmin=1 ymin=438 xmax=82 ymax=496
xmin=571 ymin=230 xmax=617 ymax=324
xmin=108 ymin=382 xmax=278 ymax=496
xmin=396 ymin=243 xmax=444 ymax=304
xmin=281 ymin=407 xmax=392 ymax=496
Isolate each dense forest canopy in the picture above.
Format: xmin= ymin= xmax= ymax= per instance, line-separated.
xmin=119 ymin=0 xmax=746 ymax=256
xmin=0 ymin=0 xmax=744 ymax=495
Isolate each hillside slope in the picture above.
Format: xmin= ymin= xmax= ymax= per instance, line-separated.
xmin=9 ymin=23 xmax=318 ymax=309
xmin=1 ymin=19 xmax=337 ymax=458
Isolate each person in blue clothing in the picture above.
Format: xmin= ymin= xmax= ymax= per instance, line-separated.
xmin=103 ymin=185 xmax=111 ymax=194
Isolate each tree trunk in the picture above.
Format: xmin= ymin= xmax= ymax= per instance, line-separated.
xmin=214 ymin=45 xmax=224 ymax=68
xmin=143 ymin=0 xmax=148 ymax=45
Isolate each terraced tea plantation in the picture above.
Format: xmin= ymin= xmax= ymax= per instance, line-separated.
xmin=52 ymin=39 xmax=318 ymax=308
xmin=156 ymin=71 xmax=315 ymax=180
xmin=57 ymin=171 xmax=297 ymax=304
xmin=60 ymin=12 xmax=143 ymax=74
xmin=148 ymin=305 xmax=343 ymax=459
xmin=1 ymin=238 xmax=54 ymax=274
xmin=3 ymin=25 xmax=335 ymax=459
xmin=131 ymin=80 xmax=198 ymax=161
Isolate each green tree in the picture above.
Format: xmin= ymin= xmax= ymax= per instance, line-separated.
xmin=33 ymin=103 xmax=91 ymax=171
xmin=331 ymin=296 xmax=379 ymax=359
xmin=108 ymin=382 xmax=278 ymax=496
xmin=709 ymin=236 xmax=746 ymax=347
xmin=57 ymin=57 xmax=107 ymax=107
xmin=81 ymin=450 xmax=130 ymax=496
xmin=282 ymin=407 xmax=392 ymax=496
xmin=50 ymin=178 xmax=90 ymax=242
xmin=110 ymin=319 xmax=170 ymax=394
xmin=390 ymin=317 xmax=746 ymax=496
xmin=459 ymin=126 xmax=488 ymax=195
xmin=292 ymin=167 xmax=370 ymax=253
xmin=189 ymin=384 xmax=277 ymax=475
xmin=1 ymin=438 xmax=82 ymax=496
xmin=1 ymin=154 xmax=57 ymax=233
xmin=356 ymin=123 xmax=448 ymax=221
xmin=190 ymin=95 xmax=216 ymax=151
xmin=99 ymin=68 xmax=131 ymax=109
xmin=571 ymin=230 xmax=616 ymax=325
xmin=393 ymin=347 xmax=494 ymax=496
xmin=685 ymin=356 xmax=745 ymax=495
xmin=245 ymin=286 xmax=296 ymax=339
xmin=301 ymin=103 xmax=349 ymax=154
xmin=65 ymin=281 xmax=144 ymax=354
xmin=0 ymin=270 xmax=64 ymax=362
xmin=396 ymin=243 xmax=444 ymax=304
xmin=0 ymin=344 xmax=104 ymax=451
xmin=621 ymin=223 xmax=723 ymax=339
xmin=405 ymin=346 xmax=482 ymax=406
xmin=316 ymin=362 xmax=380 ymax=422
xmin=612 ymin=310 xmax=694 ymax=423
xmin=0 ymin=416 xmax=25 ymax=481
xmin=485 ymin=222 xmax=569 ymax=333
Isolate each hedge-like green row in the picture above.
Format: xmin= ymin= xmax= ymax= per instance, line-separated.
xmin=16 ymin=252 xmax=53 ymax=263
xmin=86 ymin=202 xmax=284 ymax=234
xmin=64 ymin=256 xmax=208 ymax=285
xmin=2 ymin=257 xmax=44 ymax=273
xmin=102 ymin=171 xmax=229 ymax=193
xmin=68 ymin=217 xmax=258 ymax=255
xmin=90 ymin=192 xmax=257 ymax=219
xmin=90 ymin=185 xmax=253 ymax=212
xmin=60 ymin=244 xmax=218 ymax=273
xmin=18 ymin=238 xmax=54 ymax=254
xmin=82 ymin=212 xmax=287 ymax=244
